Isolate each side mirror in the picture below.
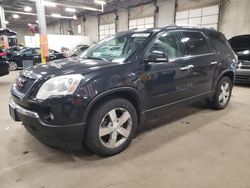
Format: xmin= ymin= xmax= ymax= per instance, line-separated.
xmin=144 ymin=51 xmax=168 ymax=63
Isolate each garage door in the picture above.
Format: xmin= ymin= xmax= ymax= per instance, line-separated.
xmin=99 ymin=13 xmax=116 ymax=40
xmin=175 ymin=5 xmax=219 ymax=30
xmin=129 ymin=3 xmax=154 ymax=30
xmin=99 ymin=23 xmax=116 ymax=40
xmin=129 ymin=17 xmax=154 ymax=30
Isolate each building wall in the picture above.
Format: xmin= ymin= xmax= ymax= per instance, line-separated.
xmin=219 ymin=0 xmax=250 ymax=39
xmin=117 ymin=9 xmax=128 ymax=32
xmin=176 ymin=0 xmax=219 ymax=11
xmin=7 ymin=26 xmax=30 ymax=44
xmin=84 ymin=15 xmax=99 ymax=43
xmin=9 ymin=0 xmax=250 ymax=45
xmin=156 ymin=0 xmax=176 ymax=27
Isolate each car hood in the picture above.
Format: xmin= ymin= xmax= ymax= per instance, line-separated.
xmin=23 ymin=57 xmax=120 ymax=78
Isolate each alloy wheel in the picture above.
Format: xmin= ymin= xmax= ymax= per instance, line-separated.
xmin=9 ymin=61 xmax=17 ymax=71
xmin=99 ymin=108 xmax=132 ymax=148
xmin=218 ymin=82 xmax=230 ymax=106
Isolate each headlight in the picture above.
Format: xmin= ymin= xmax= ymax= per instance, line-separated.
xmin=36 ymin=74 xmax=82 ymax=100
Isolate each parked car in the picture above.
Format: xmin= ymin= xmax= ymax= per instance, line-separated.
xmin=71 ymin=45 xmax=89 ymax=56
xmin=8 ymin=47 xmax=66 ymax=71
xmin=5 ymin=46 xmax=25 ymax=58
xmin=0 ymin=28 xmax=16 ymax=76
xmin=0 ymin=48 xmax=7 ymax=58
xmin=0 ymin=61 xmax=9 ymax=77
xmin=229 ymin=35 xmax=250 ymax=83
xmin=9 ymin=26 xmax=236 ymax=156
xmin=0 ymin=48 xmax=9 ymax=77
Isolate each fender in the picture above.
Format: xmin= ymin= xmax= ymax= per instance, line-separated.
xmin=82 ymin=87 xmax=143 ymax=124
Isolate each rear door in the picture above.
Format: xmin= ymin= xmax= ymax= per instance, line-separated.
xmin=20 ymin=48 xmax=34 ymax=68
xmin=207 ymin=31 xmax=234 ymax=86
xmin=180 ymin=30 xmax=217 ymax=95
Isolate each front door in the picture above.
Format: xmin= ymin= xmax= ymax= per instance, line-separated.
xmin=142 ymin=31 xmax=196 ymax=111
xmin=32 ymin=48 xmax=42 ymax=65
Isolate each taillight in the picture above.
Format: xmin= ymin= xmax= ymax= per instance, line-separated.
xmin=0 ymin=52 xmax=7 ymax=56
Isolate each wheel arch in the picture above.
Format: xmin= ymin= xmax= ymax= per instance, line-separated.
xmin=217 ymin=70 xmax=235 ymax=85
xmin=82 ymin=87 xmax=143 ymax=126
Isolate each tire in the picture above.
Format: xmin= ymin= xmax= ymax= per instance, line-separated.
xmin=9 ymin=61 xmax=18 ymax=71
xmin=208 ymin=76 xmax=233 ymax=110
xmin=85 ymin=98 xmax=138 ymax=156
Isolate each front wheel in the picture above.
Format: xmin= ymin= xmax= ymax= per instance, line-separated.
xmin=85 ymin=98 xmax=138 ymax=156
xmin=9 ymin=61 xmax=18 ymax=71
xmin=208 ymin=76 xmax=233 ymax=110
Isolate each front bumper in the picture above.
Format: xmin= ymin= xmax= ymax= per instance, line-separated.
xmin=9 ymin=97 xmax=85 ymax=150
xmin=235 ymin=69 xmax=250 ymax=83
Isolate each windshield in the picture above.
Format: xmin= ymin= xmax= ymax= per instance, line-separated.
xmin=15 ymin=48 xmax=27 ymax=56
xmin=80 ymin=32 xmax=151 ymax=62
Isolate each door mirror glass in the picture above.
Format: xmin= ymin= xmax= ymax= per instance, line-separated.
xmin=145 ymin=51 xmax=169 ymax=63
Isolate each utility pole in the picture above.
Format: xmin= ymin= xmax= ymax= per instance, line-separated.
xmin=0 ymin=6 xmax=9 ymax=48
xmin=35 ymin=0 xmax=48 ymax=64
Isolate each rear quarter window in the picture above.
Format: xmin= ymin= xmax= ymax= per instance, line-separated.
xmin=208 ymin=32 xmax=232 ymax=54
xmin=182 ymin=31 xmax=210 ymax=56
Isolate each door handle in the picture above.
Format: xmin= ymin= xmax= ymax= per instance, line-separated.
xmin=211 ymin=61 xmax=218 ymax=65
xmin=180 ymin=64 xmax=194 ymax=71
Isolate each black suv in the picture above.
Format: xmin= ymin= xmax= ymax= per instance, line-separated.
xmin=9 ymin=26 xmax=237 ymax=156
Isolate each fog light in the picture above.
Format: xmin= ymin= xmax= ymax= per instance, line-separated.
xmin=49 ymin=113 xmax=54 ymax=120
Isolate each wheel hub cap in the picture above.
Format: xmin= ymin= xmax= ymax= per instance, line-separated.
xmin=218 ymin=82 xmax=230 ymax=106
xmin=99 ymin=108 xmax=132 ymax=148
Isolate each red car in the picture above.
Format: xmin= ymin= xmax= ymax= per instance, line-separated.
xmin=0 ymin=48 xmax=9 ymax=77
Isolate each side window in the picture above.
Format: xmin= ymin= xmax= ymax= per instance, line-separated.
xmin=33 ymin=48 xmax=41 ymax=55
xmin=208 ymin=32 xmax=231 ymax=54
xmin=149 ymin=32 xmax=185 ymax=59
xmin=23 ymin=49 xmax=33 ymax=56
xmin=182 ymin=31 xmax=210 ymax=56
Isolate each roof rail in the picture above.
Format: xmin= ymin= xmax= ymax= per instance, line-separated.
xmin=129 ymin=28 xmax=138 ymax=31
xmin=164 ymin=23 xmax=216 ymax=31
xmin=164 ymin=24 xmax=177 ymax=28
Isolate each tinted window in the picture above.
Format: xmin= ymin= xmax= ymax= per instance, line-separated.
xmin=33 ymin=48 xmax=40 ymax=55
xmin=182 ymin=31 xmax=210 ymax=55
xmin=149 ymin=32 xmax=185 ymax=59
xmin=23 ymin=49 xmax=33 ymax=56
xmin=208 ymin=32 xmax=231 ymax=53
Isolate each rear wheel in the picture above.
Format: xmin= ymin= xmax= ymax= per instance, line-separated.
xmin=9 ymin=61 xmax=18 ymax=71
xmin=85 ymin=98 xmax=138 ymax=156
xmin=208 ymin=76 xmax=233 ymax=110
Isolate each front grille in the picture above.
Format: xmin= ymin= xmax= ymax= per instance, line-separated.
xmin=237 ymin=61 xmax=250 ymax=70
xmin=235 ymin=75 xmax=250 ymax=80
xmin=241 ymin=65 xmax=250 ymax=69
xmin=15 ymin=75 xmax=36 ymax=94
